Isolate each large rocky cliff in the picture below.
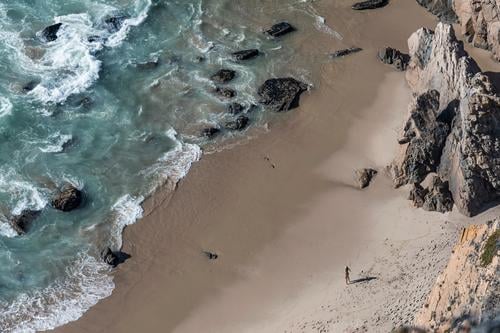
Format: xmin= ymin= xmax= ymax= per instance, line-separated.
xmin=390 ymin=23 xmax=500 ymax=217
xmin=413 ymin=220 xmax=499 ymax=332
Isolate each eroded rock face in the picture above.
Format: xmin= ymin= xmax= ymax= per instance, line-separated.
xmin=416 ymin=0 xmax=458 ymax=23
xmin=414 ymin=220 xmax=499 ymax=331
xmin=52 ymin=185 xmax=82 ymax=212
xmin=453 ymin=0 xmax=500 ymax=61
xmin=258 ymin=78 xmax=308 ymax=112
xmin=392 ymin=23 xmax=500 ymax=216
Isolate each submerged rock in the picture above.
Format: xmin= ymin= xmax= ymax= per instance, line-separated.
xmin=378 ymin=47 xmax=410 ymax=71
xmin=40 ymin=23 xmax=63 ymax=42
xmin=352 ymin=0 xmax=389 ymax=10
xmin=330 ymin=47 xmax=363 ymax=58
xmin=232 ymin=49 xmax=260 ymax=61
xmin=201 ymin=127 xmax=220 ymax=138
xmin=258 ymin=78 xmax=308 ymax=112
xmin=214 ymin=87 xmax=237 ymax=99
xmin=227 ymin=102 xmax=245 ymax=115
xmin=10 ymin=210 xmax=41 ymax=235
xmin=52 ymin=185 xmax=82 ymax=212
xmin=104 ymin=15 xmax=128 ymax=33
xmin=416 ymin=0 xmax=457 ymax=23
xmin=102 ymin=248 xmax=131 ymax=267
xmin=135 ymin=57 xmax=160 ymax=70
xmin=265 ymin=22 xmax=296 ymax=37
xmin=225 ymin=115 xmax=250 ymax=131
xmin=210 ymin=69 xmax=236 ymax=84
xmin=354 ymin=168 xmax=378 ymax=189
xmin=22 ymin=81 xmax=38 ymax=93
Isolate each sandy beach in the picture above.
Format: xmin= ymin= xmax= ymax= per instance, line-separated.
xmin=53 ymin=1 xmax=500 ymax=333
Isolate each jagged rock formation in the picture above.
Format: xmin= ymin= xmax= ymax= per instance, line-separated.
xmin=354 ymin=168 xmax=378 ymax=189
xmin=258 ymin=78 xmax=308 ymax=112
xmin=391 ymin=23 xmax=500 ymax=216
xmin=414 ymin=220 xmax=499 ymax=332
xmin=416 ymin=0 xmax=500 ymax=61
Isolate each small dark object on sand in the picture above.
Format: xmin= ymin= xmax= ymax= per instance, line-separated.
xmin=330 ymin=47 xmax=363 ymax=58
xmin=352 ymin=0 xmax=389 ymax=10
xmin=203 ymin=251 xmax=218 ymax=260
xmin=265 ymin=22 xmax=296 ymax=38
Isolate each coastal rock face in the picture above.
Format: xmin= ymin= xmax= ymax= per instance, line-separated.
xmin=453 ymin=0 xmax=500 ymax=61
xmin=352 ymin=0 xmax=389 ymax=10
xmin=392 ymin=23 xmax=500 ymax=216
xmin=9 ymin=210 xmax=41 ymax=235
xmin=416 ymin=0 xmax=458 ymax=23
xmin=52 ymin=185 xmax=82 ymax=212
xmin=40 ymin=23 xmax=63 ymax=42
xmin=378 ymin=47 xmax=410 ymax=71
xmin=414 ymin=220 xmax=499 ymax=331
xmin=354 ymin=168 xmax=378 ymax=189
xmin=258 ymin=78 xmax=308 ymax=112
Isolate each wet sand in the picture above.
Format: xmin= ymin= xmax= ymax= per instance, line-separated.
xmin=53 ymin=1 xmax=500 ymax=333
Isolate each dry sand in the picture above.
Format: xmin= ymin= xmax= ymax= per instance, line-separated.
xmin=53 ymin=1 xmax=500 ymax=333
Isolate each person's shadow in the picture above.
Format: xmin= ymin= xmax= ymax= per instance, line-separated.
xmin=350 ymin=276 xmax=377 ymax=284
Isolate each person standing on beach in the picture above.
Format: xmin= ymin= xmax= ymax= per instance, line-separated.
xmin=345 ymin=266 xmax=351 ymax=285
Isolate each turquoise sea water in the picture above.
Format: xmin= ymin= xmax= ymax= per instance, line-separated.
xmin=0 ymin=0 xmax=340 ymax=331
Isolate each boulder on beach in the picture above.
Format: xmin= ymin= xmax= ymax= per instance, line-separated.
xmin=378 ymin=47 xmax=410 ymax=71
xmin=330 ymin=47 xmax=363 ymax=58
xmin=210 ymin=69 xmax=237 ymax=84
xmin=10 ymin=210 xmax=41 ymax=235
xmin=354 ymin=168 xmax=378 ymax=189
xmin=102 ymin=247 xmax=131 ymax=267
xmin=265 ymin=22 xmax=296 ymax=37
xmin=40 ymin=23 xmax=63 ymax=42
xmin=232 ymin=49 xmax=260 ymax=61
xmin=214 ymin=87 xmax=237 ymax=99
xmin=258 ymin=78 xmax=308 ymax=112
xmin=225 ymin=115 xmax=250 ymax=131
xmin=52 ymin=185 xmax=82 ymax=212
xmin=352 ymin=0 xmax=389 ymax=10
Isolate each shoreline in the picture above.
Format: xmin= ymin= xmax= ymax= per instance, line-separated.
xmin=53 ymin=2 xmax=500 ymax=333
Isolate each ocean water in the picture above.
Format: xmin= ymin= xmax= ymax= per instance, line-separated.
xmin=0 ymin=0 xmax=340 ymax=331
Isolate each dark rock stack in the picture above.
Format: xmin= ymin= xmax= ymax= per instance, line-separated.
xmin=258 ymin=78 xmax=308 ymax=112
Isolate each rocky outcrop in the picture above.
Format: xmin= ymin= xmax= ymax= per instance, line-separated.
xmin=378 ymin=47 xmax=411 ymax=71
xmin=258 ymin=78 xmax=308 ymax=112
xmin=454 ymin=0 xmax=500 ymax=61
xmin=265 ymin=22 xmax=296 ymax=37
xmin=354 ymin=168 xmax=378 ymax=189
xmin=40 ymin=23 xmax=63 ymax=42
xmin=352 ymin=0 xmax=389 ymax=10
xmin=232 ymin=49 xmax=260 ymax=61
xmin=210 ymin=69 xmax=236 ymax=84
xmin=330 ymin=47 xmax=363 ymax=58
xmin=414 ymin=220 xmax=499 ymax=332
xmin=391 ymin=23 xmax=500 ymax=216
xmin=9 ymin=210 xmax=41 ymax=235
xmin=416 ymin=0 xmax=458 ymax=23
xmin=52 ymin=185 xmax=82 ymax=212
xmin=102 ymin=247 xmax=131 ymax=267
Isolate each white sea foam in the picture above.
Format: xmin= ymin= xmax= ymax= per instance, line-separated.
xmin=39 ymin=132 xmax=72 ymax=153
xmin=0 ymin=97 xmax=13 ymax=117
xmin=0 ymin=170 xmax=48 ymax=215
xmin=0 ymin=253 xmax=114 ymax=333
xmin=105 ymin=0 xmax=152 ymax=48
xmin=109 ymin=194 xmax=144 ymax=250
xmin=0 ymin=215 xmax=17 ymax=238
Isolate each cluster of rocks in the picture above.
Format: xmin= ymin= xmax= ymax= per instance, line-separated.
xmin=9 ymin=184 xmax=83 ymax=235
xmin=416 ymin=0 xmax=500 ymax=61
xmin=390 ymin=23 xmax=500 ymax=216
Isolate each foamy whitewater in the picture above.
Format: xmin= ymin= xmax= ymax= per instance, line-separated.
xmin=0 ymin=0 xmax=340 ymax=331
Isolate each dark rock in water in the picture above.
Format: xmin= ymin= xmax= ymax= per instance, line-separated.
xmin=391 ymin=90 xmax=451 ymax=186
xmin=354 ymin=168 xmax=378 ymax=189
xmin=232 ymin=49 xmax=260 ymax=61
xmin=227 ymin=103 xmax=245 ymax=115
xmin=225 ymin=115 xmax=250 ymax=131
xmin=102 ymin=248 xmax=131 ymax=267
xmin=194 ymin=55 xmax=206 ymax=63
xmin=265 ymin=22 xmax=296 ymax=38
xmin=10 ymin=210 xmax=41 ymax=235
xmin=40 ymin=23 xmax=63 ymax=42
xmin=378 ymin=47 xmax=410 ymax=71
xmin=408 ymin=183 xmax=428 ymax=208
xmin=210 ymin=69 xmax=236 ymax=84
xmin=422 ymin=176 xmax=454 ymax=213
xmin=202 ymin=127 xmax=220 ymax=138
xmin=52 ymin=185 xmax=82 ymax=212
xmin=135 ymin=57 xmax=160 ymax=70
xmin=330 ymin=47 xmax=363 ymax=58
xmin=352 ymin=0 xmax=389 ymax=10
xmin=258 ymin=78 xmax=308 ymax=112
xmin=203 ymin=251 xmax=218 ymax=260
xmin=22 ymin=81 xmax=38 ymax=93
xmin=214 ymin=87 xmax=237 ymax=99
xmin=104 ymin=16 xmax=128 ymax=33
xmin=416 ymin=0 xmax=457 ymax=23
xmin=87 ymin=35 xmax=101 ymax=43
